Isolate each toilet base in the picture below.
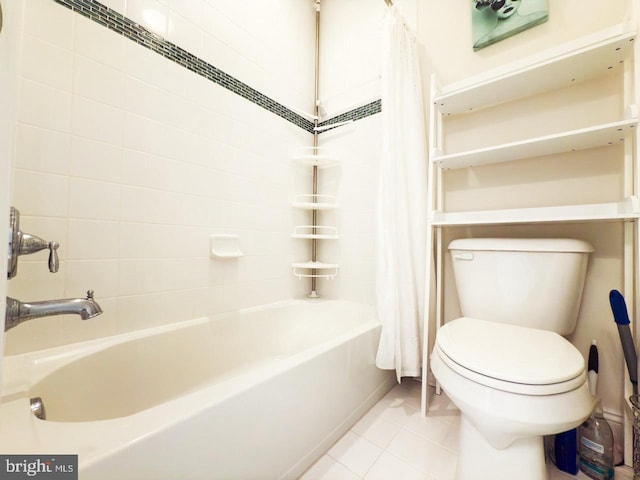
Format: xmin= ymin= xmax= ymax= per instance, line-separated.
xmin=457 ymin=415 xmax=547 ymax=480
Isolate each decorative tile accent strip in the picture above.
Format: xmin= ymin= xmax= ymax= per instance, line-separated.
xmin=52 ymin=0 xmax=316 ymax=132
xmin=52 ymin=0 xmax=381 ymax=134
xmin=318 ymin=100 xmax=382 ymax=132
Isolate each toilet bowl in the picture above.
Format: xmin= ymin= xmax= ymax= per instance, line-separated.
xmin=432 ymin=238 xmax=595 ymax=480
xmin=431 ymin=318 xmax=593 ymax=480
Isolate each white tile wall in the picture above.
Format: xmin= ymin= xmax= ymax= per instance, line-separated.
xmin=317 ymin=114 xmax=381 ymax=305
xmin=74 ymin=15 xmax=126 ymax=70
xmin=319 ymin=0 xmax=385 ymax=119
xmin=23 ymin=0 xmax=74 ymax=49
xmin=69 ymin=136 xmax=122 ymax=183
xmin=319 ymin=0 xmax=416 ymax=119
xmin=21 ymin=34 xmax=74 ymax=91
xmin=19 ymin=79 xmax=73 ymax=132
xmin=108 ymin=0 xmax=316 ymax=113
xmin=6 ymin=0 xmax=312 ymax=353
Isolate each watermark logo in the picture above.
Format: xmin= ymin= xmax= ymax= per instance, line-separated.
xmin=0 ymin=455 xmax=77 ymax=479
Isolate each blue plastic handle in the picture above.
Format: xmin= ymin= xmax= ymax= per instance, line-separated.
xmin=610 ymin=289 xmax=638 ymax=394
xmin=610 ymin=289 xmax=631 ymax=325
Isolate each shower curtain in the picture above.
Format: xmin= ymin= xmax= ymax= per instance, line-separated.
xmin=375 ymin=5 xmax=428 ymax=382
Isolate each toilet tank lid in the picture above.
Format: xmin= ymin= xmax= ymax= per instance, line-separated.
xmin=448 ymin=238 xmax=594 ymax=253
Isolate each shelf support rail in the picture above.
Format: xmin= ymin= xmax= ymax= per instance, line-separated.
xmin=623 ymin=0 xmax=640 ymax=467
xmin=421 ymin=73 xmax=442 ymax=415
xmin=309 ymin=0 xmax=321 ymax=298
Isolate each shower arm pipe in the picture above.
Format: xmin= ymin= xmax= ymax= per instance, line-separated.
xmin=310 ymin=0 xmax=321 ymax=297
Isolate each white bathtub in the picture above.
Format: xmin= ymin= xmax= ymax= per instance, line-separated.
xmin=0 ymin=299 xmax=395 ymax=479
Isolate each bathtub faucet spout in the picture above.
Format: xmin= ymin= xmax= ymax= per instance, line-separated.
xmin=5 ymin=290 xmax=103 ymax=331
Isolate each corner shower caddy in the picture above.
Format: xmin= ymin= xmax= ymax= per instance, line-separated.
xmin=290 ymin=1 xmax=341 ymax=294
xmin=291 ymin=146 xmax=340 ymax=282
xmin=421 ymin=22 xmax=640 ymax=468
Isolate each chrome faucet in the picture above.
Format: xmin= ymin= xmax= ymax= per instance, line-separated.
xmin=5 ymin=290 xmax=103 ymax=331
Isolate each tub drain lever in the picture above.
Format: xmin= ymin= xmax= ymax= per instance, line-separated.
xmin=30 ymin=397 xmax=45 ymax=420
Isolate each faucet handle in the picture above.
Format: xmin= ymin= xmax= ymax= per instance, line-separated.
xmin=48 ymin=241 xmax=59 ymax=273
xmin=7 ymin=206 xmax=61 ymax=278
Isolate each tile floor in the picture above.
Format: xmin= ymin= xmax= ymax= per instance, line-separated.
xmin=300 ymin=380 xmax=634 ymax=480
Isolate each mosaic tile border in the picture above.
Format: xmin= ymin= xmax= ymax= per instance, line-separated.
xmin=318 ymin=100 xmax=382 ymax=132
xmin=52 ymin=0 xmax=380 ymax=134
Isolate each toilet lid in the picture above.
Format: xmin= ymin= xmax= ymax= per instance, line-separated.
xmin=436 ymin=317 xmax=585 ymax=391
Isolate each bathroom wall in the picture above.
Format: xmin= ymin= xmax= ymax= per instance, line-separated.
xmin=312 ymin=114 xmax=382 ymax=304
xmin=5 ymin=0 xmax=316 ymax=353
xmin=320 ymin=0 xmax=417 ymax=118
xmin=4 ymin=0 xmax=411 ymax=353
xmin=7 ymin=0 xmax=632 ymax=430
xmin=416 ymin=0 xmax=634 ymax=456
xmin=317 ymin=0 xmax=417 ymax=304
xmin=0 ymin=0 xmax=24 ymax=388
xmin=417 ymin=0 xmax=633 ymax=87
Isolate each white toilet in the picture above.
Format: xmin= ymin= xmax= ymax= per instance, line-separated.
xmin=431 ymin=238 xmax=595 ymax=480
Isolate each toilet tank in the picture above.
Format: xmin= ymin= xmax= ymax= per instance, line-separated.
xmin=449 ymin=238 xmax=593 ymax=335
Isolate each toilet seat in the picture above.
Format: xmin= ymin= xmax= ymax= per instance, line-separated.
xmin=436 ymin=317 xmax=586 ymax=395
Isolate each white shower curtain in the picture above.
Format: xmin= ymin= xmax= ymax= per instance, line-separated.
xmin=375 ymin=5 xmax=428 ymax=382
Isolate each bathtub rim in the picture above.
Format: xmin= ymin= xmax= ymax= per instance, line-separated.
xmin=2 ymin=298 xmax=378 ymax=401
xmin=0 ymin=298 xmax=387 ymax=472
